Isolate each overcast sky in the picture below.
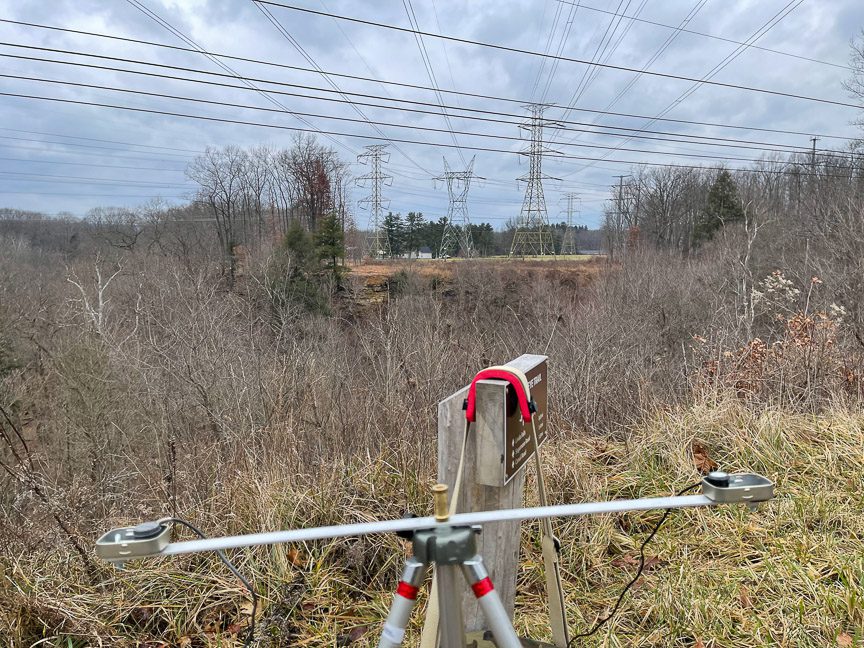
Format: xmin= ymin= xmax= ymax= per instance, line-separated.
xmin=1 ymin=0 xmax=863 ymax=228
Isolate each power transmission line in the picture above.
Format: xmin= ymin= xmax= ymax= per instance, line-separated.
xmin=0 ymin=190 xmax=186 ymax=199
xmin=0 ymin=127 xmax=200 ymax=154
xmin=2 ymin=60 xmax=853 ymax=162
xmin=560 ymin=0 xmax=645 ymax=120
xmin=554 ymin=0 xmax=851 ymax=71
xmin=537 ymin=0 xmax=581 ymax=104
xmin=2 ymin=90 xmax=857 ymax=180
xmin=0 ymin=133 xmax=191 ymax=158
xmin=552 ymin=0 xmax=707 ymax=142
xmin=1 ymin=21 xmax=857 ymax=141
xmin=0 ymin=170 xmax=191 ymax=187
xmin=560 ymin=0 xmax=806 ymax=177
xmin=6 ymin=46 xmax=852 ymax=157
xmin=402 ymin=0 xmax=466 ymax=167
xmin=250 ymin=0 xmax=432 ymax=175
xmin=123 ymin=0 xmax=357 ymax=160
xmin=255 ymin=1 xmax=863 ymax=110
xmin=0 ymin=156 xmax=185 ymax=172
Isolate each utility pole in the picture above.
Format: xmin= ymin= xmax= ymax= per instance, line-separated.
xmin=559 ymin=192 xmax=579 ymax=255
xmin=611 ymin=174 xmax=630 ymax=257
xmin=614 ymin=175 xmax=627 ymax=219
xmin=356 ymin=144 xmax=392 ymax=259
xmin=510 ymin=104 xmax=560 ymax=258
xmin=437 ymin=156 xmax=482 ymax=258
xmin=810 ymin=136 xmax=819 ymax=171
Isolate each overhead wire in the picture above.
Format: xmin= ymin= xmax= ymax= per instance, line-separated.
xmin=0 ymin=170 xmax=191 ymax=187
xmin=529 ymin=0 xmax=565 ymax=101
xmin=1 ymin=47 xmax=854 ymax=159
xmin=538 ymin=0 xmax=581 ymax=104
xmin=123 ymin=0 xmax=357 ymax=159
xmin=0 ymin=156 xmax=186 ymax=172
xmin=0 ymin=127 xmax=200 ymax=154
xmin=1 ymin=20 xmax=857 ymax=140
xmin=555 ymin=0 xmax=851 ymax=71
xmin=3 ymin=72 xmax=847 ymax=166
xmin=561 ymin=0 xmax=641 ymax=121
xmin=255 ymin=0 xmax=863 ymax=110
xmin=1 ymin=89 xmax=856 ymax=180
xmin=250 ymin=0 xmax=432 ymax=176
xmin=562 ymin=0 xmax=708 ymax=136
xmin=561 ymin=0 xmax=805 ymax=177
xmin=401 ymin=0 xmax=467 ymax=166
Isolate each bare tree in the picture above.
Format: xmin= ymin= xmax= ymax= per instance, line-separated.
xmin=187 ymin=146 xmax=250 ymax=284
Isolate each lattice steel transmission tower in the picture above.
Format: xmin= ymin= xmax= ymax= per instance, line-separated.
xmin=510 ymin=104 xmax=561 ymax=258
xmin=560 ymin=192 xmax=580 ymax=255
xmin=356 ymin=144 xmax=392 ymax=258
xmin=436 ymin=156 xmax=481 ymax=258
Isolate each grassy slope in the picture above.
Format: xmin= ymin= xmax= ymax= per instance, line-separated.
xmin=2 ymin=401 xmax=862 ymax=647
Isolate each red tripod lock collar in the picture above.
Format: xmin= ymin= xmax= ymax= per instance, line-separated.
xmin=464 ymin=367 xmax=534 ymax=423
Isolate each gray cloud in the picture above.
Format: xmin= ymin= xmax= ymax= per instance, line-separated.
xmin=0 ymin=0 xmax=862 ymax=226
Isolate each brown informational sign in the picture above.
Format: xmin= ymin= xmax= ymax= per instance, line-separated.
xmin=504 ymin=360 xmax=548 ymax=484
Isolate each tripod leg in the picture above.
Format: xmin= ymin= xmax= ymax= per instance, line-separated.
xmin=437 ymin=564 xmax=467 ymax=648
xmin=378 ymin=557 xmax=426 ymax=648
xmin=461 ymin=556 xmax=523 ymax=648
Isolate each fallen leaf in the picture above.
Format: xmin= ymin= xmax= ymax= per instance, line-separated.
xmin=287 ymin=547 xmax=307 ymax=567
xmin=692 ymin=440 xmax=718 ymax=474
xmin=348 ymin=626 xmax=369 ymax=642
xmin=738 ymin=586 xmax=752 ymax=608
xmin=177 ymin=637 xmax=192 ymax=648
xmin=694 ymin=638 xmax=706 ymax=648
xmin=611 ymin=555 xmax=640 ymax=568
xmin=837 ymin=633 xmax=853 ymax=647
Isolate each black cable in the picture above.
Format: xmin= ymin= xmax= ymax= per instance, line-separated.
xmin=257 ymin=1 xmax=863 ymax=110
xmin=568 ymin=483 xmax=701 ymax=643
xmin=558 ymin=0 xmax=850 ymax=71
xmin=163 ymin=518 xmax=258 ymax=648
xmin=0 ymin=127 xmax=199 ymax=154
xmin=1 ymin=20 xmax=858 ymax=141
xmin=3 ymin=89 xmax=858 ymax=180
xmin=5 ymin=71 xmax=832 ymax=166
xmin=560 ymin=0 xmax=803 ymax=178
xmin=123 ymin=0 xmax=356 ymax=161
xmin=252 ymin=1 xmax=433 ymax=175
xmin=6 ymin=44 xmax=845 ymax=156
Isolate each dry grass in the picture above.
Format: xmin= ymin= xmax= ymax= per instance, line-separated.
xmin=2 ymin=399 xmax=861 ymax=647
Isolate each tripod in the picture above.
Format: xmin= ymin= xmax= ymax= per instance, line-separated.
xmin=379 ymin=485 xmax=521 ymax=648
xmin=95 ymin=473 xmax=773 ymax=646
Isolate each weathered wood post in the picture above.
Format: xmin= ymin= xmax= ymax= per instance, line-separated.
xmin=437 ymin=354 xmax=548 ymax=633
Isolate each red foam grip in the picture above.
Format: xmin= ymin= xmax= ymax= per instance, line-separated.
xmin=396 ymin=581 xmax=419 ymax=600
xmin=471 ymin=577 xmax=495 ymax=598
xmin=465 ymin=368 xmax=532 ymax=423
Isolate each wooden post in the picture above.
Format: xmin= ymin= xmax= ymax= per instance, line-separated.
xmin=437 ymin=354 xmax=547 ymax=631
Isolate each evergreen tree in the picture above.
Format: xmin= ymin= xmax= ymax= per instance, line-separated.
xmin=268 ymin=219 xmax=328 ymax=314
xmin=314 ymin=212 xmax=347 ymax=283
xmin=382 ymin=211 xmax=406 ymax=257
xmin=693 ymin=169 xmax=744 ymax=247
xmin=404 ymin=211 xmax=426 ymax=258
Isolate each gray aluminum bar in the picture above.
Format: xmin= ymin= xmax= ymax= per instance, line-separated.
xmin=162 ymin=494 xmax=714 ymax=556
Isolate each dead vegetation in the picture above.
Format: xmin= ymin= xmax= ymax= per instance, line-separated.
xmin=1 ymin=182 xmax=864 ymax=646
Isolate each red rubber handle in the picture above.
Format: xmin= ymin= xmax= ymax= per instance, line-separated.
xmin=465 ymin=368 xmax=532 ymax=423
